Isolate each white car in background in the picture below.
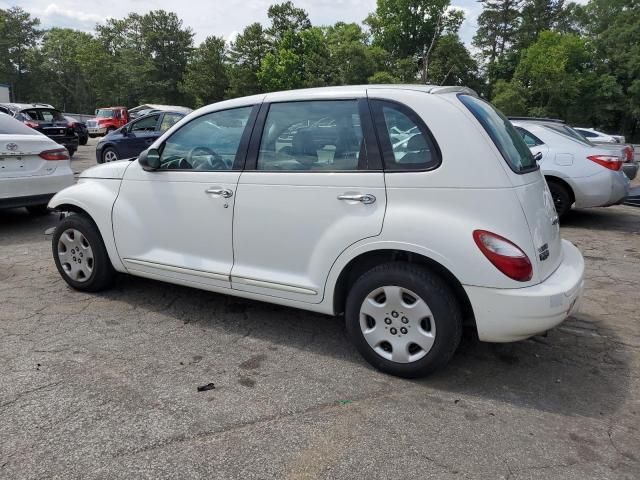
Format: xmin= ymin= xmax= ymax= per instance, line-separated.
xmin=48 ymin=86 xmax=585 ymax=378
xmin=0 ymin=113 xmax=74 ymax=214
xmin=512 ymin=119 xmax=629 ymax=218
xmin=574 ymin=127 xmax=625 ymax=144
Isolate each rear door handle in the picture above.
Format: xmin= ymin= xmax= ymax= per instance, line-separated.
xmin=205 ymin=187 xmax=233 ymax=198
xmin=337 ymin=193 xmax=376 ymax=204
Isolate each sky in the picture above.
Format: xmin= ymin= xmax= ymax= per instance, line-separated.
xmin=4 ymin=0 xmax=484 ymax=47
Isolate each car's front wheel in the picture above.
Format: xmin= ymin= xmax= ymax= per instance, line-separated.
xmin=52 ymin=214 xmax=115 ymax=292
xmin=345 ymin=263 xmax=462 ymax=378
xmin=102 ymin=147 xmax=119 ymax=163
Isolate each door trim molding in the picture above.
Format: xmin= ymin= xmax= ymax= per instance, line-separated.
xmin=123 ymin=258 xmax=229 ymax=282
xmin=232 ymin=275 xmax=317 ymax=295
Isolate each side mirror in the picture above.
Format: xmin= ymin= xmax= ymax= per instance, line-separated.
xmin=139 ymin=148 xmax=161 ymax=171
xmin=533 ymin=151 xmax=543 ymax=162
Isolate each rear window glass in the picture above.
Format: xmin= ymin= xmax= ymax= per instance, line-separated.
xmin=459 ymin=95 xmax=537 ymax=174
xmin=543 ymin=124 xmax=594 ymax=146
xmin=22 ymin=109 xmax=65 ymax=122
xmin=0 ymin=113 xmax=40 ymax=135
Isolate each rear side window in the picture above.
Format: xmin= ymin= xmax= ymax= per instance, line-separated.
xmin=371 ymin=100 xmax=440 ymax=171
xmin=459 ymin=95 xmax=536 ymax=174
xmin=514 ymin=126 xmax=543 ymax=146
xmin=22 ymin=109 xmax=65 ymax=122
xmin=0 ymin=114 xmax=40 ymax=135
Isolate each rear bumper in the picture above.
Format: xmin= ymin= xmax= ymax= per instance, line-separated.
xmin=464 ymin=239 xmax=585 ymax=342
xmin=572 ymin=170 xmax=629 ymax=208
xmin=0 ymin=168 xmax=75 ymax=205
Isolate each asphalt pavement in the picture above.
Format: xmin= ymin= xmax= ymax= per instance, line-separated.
xmin=0 ymin=139 xmax=639 ymax=479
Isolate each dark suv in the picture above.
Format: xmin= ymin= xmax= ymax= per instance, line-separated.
xmin=0 ymin=103 xmax=79 ymax=156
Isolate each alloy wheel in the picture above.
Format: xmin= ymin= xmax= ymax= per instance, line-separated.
xmin=359 ymin=286 xmax=436 ymax=363
xmin=104 ymin=150 xmax=118 ymax=163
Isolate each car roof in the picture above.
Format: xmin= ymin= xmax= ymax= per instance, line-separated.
xmin=265 ymin=84 xmax=477 ymax=99
xmin=0 ymin=102 xmax=55 ymax=111
xmin=129 ymin=104 xmax=193 ymax=113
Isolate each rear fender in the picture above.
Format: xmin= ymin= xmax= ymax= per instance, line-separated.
xmin=48 ymin=179 xmax=126 ymax=272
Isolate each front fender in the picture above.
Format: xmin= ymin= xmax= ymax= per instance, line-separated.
xmin=48 ymin=179 xmax=127 ymax=272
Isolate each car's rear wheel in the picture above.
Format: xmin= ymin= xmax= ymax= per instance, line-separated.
xmin=52 ymin=214 xmax=115 ymax=292
xmin=26 ymin=204 xmax=49 ymax=215
xmin=102 ymin=147 xmax=119 ymax=163
xmin=345 ymin=263 xmax=462 ymax=378
xmin=79 ymin=135 xmax=88 ymax=146
xmin=547 ymin=180 xmax=572 ymax=219
xmin=68 ymin=148 xmax=76 ymax=158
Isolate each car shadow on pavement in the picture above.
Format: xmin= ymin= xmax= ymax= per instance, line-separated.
xmin=102 ymin=274 xmax=631 ymax=421
xmin=561 ymin=207 xmax=640 ymax=233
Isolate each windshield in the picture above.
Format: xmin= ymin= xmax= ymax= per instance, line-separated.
xmin=96 ymin=109 xmax=115 ymax=118
xmin=458 ymin=94 xmax=537 ymax=174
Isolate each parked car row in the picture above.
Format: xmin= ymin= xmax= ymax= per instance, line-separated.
xmin=86 ymin=104 xmax=192 ymax=138
xmin=0 ymin=103 xmax=79 ymax=156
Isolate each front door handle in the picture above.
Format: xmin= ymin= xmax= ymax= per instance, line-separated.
xmin=205 ymin=187 xmax=233 ymax=198
xmin=337 ymin=193 xmax=376 ymax=204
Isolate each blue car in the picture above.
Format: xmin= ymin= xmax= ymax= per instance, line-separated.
xmin=95 ymin=111 xmax=186 ymax=163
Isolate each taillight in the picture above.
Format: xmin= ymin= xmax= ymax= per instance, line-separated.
xmin=588 ymin=154 xmax=623 ymax=171
xmin=473 ymin=230 xmax=533 ymax=282
xmin=25 ymin=121 xmax=39 ymax=129
xmin=623 ymin=146 xmax=633 ymax=162
xmin=39 ymin=149 xmax=70 ymax=161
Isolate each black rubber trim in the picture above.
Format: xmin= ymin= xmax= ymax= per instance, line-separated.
xmin=369 ymin=99 xmax=442 ymax=173
xmin=0 ymin=193 xmax=54 ymax=209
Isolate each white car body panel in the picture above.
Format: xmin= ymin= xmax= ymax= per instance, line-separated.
xmin=49 ymin=86 xmax=586 ymax=343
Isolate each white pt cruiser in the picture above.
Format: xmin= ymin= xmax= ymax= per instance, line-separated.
xmin=49 ymin=85 xmax=585 ymax=377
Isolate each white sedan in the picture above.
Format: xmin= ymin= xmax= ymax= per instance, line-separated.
xmin=0 ymin=113 xmax=74 ymax=214
xmin=512 ymin=119 xmax=629 ymax=218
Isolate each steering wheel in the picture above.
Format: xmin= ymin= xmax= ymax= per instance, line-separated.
xmin=186 ymin=146 xmax=226 ymax=170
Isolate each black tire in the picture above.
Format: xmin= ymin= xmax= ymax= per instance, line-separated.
xmin=547 ymin=180 xmax=572 ymax=219
xmin=79 ymin=135 xmax=88 ymax=146
xmin=26 ymin=204 xmax=50 ymax=215
xmin=52 ymin=214 xmax=115 ymax=292
xmin=345 ymin=262 xmax=462 ymax=378
xmin=102 ymin=147 xmax=119 ymax=163
xmin=68 ymin=148 xmax=76 ymax=158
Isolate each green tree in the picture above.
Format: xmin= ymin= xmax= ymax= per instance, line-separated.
xmin=181 ymin=36 xmax=228 ymax=107
xmin=428 ymin=34 xmax=482 ymax=91
xmin=227 ymin=23 xmax=270 ymax=98
xmin=517 ymin=0 xmax=566 ymax=49
xmin=473 ymin=0 xmax=522 ymax=64
xmin=0 ymin=7 xmax=42 ymax=101
xmin=365 ymin=0 xmax=464 ymax=82
xmin=267 ymin=1 xmax=311 ymax=44
xmin=513 ymin=31 xmax=589 ymax=118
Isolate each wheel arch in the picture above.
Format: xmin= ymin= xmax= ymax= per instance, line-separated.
xmin=544 ymin=175 xmax=575 ymax=204
xmin=331 ymin=248 xmax=476 ymax=333
xmin=48 ymin=181 xmax=126 ymax=272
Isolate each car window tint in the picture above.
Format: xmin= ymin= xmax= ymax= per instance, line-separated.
xmin=459 ymin=95 xmax=536 ymax=174
xmin=576 ymin=129 xmax=597 ymax=138
xmin=131 ymin=114 xmax=159 ymax=132
xmin=159 ymin=106 xmax=252 ymax=171
xmin=515 ymin=126 xmax=543 ymax=146
xmin=377 ymin=103 xmax=437 ymax=170
xmin=159 ymin=113 xmax=183 ymax=133
xmin=0 ymin=114 xmax=40 ymax=135
xmin=544 ymin=124 xmax=593 ymax=146
xmin=257 ymin=100 xmax=364 ymax=171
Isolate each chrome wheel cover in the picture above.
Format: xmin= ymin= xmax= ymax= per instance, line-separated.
xmin=57 ymin=229 xmax=94 ymax=282
xmin=359 ymin=286 xmax=436 ymax=363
